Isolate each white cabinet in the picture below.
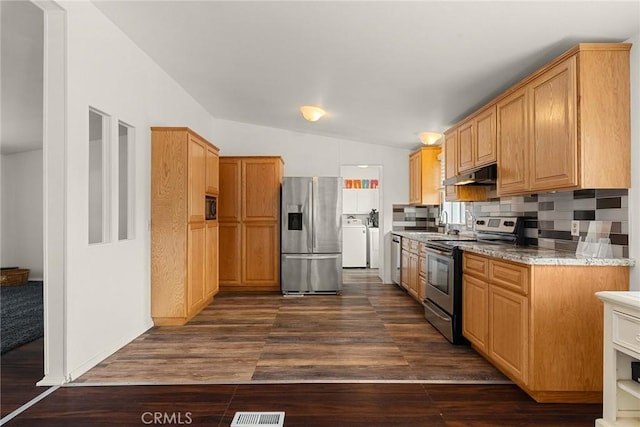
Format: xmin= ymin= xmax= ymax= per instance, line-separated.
xmin=342 ymin=189 xmax=379 ymax=214
xmin=596 ymin=292 xmax=640 ymax=427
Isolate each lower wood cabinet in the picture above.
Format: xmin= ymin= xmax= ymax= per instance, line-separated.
xmin=462 ymin=252 xmax=629 ymax=403
xmin=242 ymin=222 xmax=279 ymax=286
xmin=408 ymin=252 xmax=419 ymax=299
xmin=489 ymin=285 xmax=528 ymax=384
xmin=400 ymin=237 xmax=425 ymax=304
xmin=462 ymin=274 xmax=488 ymax=354
xmin=400 ymin=249 xmax=410 ymax=291
xmin=219 ymin=223 xmax=241 ymax=285
xmin=187 ymin=222 xmax=206 ymax=314
xmin=205 ymin=221 xmax=219 ymax=298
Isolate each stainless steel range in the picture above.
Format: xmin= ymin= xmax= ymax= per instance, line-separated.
xmin=423 ymin=216 xmax=526 ymax=344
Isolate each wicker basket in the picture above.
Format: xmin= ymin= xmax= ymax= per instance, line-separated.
xmin=0 ymin=268 xmax=30 ymax=286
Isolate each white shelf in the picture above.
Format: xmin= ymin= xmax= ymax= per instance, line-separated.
xmin=619 ymin=380 xmax=640 ymax=400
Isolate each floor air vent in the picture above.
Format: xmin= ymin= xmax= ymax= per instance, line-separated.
xmin=231 ymin=411 xmax=285 ymax=427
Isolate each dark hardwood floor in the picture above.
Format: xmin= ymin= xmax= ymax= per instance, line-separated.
xmin=6 ymin=383 xmax=601 ymax=426
xmin=76 ymin=271 xmax=507 ymax=383
xmin=2 ymin=271 xmax=603 ymax=425
xmin=1 ymin=338 xmax=45 ymax=418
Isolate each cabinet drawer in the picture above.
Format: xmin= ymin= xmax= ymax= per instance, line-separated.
xmin=489 ymin=260 xmax=529 ymax=295
xmin=401 ymin=238 xmax=410 ymax=250
xmin=410 ymin=240 xmax=420 ymax=253
xmin=464 ymin=253 xmax=489 ymax=279
xmin=613 ymin=311 xmax=640 ymax=355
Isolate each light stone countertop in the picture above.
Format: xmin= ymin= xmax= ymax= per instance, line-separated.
xmin=392 ymin=231 xmax=636 ymax=267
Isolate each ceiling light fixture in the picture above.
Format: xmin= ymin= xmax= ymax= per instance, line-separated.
xmin=300 ymin=106 xmax=326 ymax=122
xmin=419 ymin=131 xmax=442 ymax=145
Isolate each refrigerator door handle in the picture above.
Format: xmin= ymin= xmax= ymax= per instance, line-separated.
xmin=307 ymin=178 xmax=314 ymax=253
xmin=283 ymin=254 xmax=341 ymax=260
xmin=311 ymin=177 xmax=317 ymax=252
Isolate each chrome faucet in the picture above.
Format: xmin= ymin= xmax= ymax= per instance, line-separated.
xmin=440 ymin=210 xmax=449 ymax=235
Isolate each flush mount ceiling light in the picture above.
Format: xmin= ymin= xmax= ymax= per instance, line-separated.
xmin=300 ymin=106 xmax=326 ymax=122
xmin=419 ymin=131 xmax=442 ymax=145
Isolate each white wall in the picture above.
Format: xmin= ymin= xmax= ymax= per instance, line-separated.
xmin=627 ymin=32 xmax=639 ymax=291
xmin=1 ymin=150 xmax=44 ymax=280
xmin=211 ymin=118 xmax=410 ymax=282
xmin=59 ymin=1 xmax=215 ymax=380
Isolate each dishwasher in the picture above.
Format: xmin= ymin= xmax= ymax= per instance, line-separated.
xmin=391 ymin=235 xmax=401 ymax=285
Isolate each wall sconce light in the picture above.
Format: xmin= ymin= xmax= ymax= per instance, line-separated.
xmin=300 ymin=106 xmax=326 ymax=122
xmin=419 ymin=131 xmax=442 ymax=145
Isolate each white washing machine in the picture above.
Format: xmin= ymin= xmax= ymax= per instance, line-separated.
xmin=343 ymin=218 xmax=367 ymax=268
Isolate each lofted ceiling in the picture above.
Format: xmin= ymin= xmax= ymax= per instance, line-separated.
xmin=92 ymin=1 xmax=640 ymax=150
xmin=2 ymin=2 xmax=639 ymax=154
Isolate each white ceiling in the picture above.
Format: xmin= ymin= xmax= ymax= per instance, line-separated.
xmin=92 ymin=1 xmax=640 ymax=150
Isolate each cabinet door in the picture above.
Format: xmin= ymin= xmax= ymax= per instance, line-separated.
xmin=529 ymin=56 xmax=577 ymax=192
xmin=242 ymin=222 xmax=279 ymax=286
xmin=188 ymin=136 xmax=206 ymax=223
xmin=242 ymin=158 xmax=281 ymax=222
xmin=462 ymin=275 xmax=489 ymax=354
xmin=187 ymin=222 xmax=206 ymax=315
xmin=206 ymin=147 xmax=219 ymax=195
xmin=219 ymin=159 xmax=241 ymax=222
xmin=475 ymin=105 xmax=497 ymax=166
xmin=457 ymin=121 xmax=474 ymax=173
xmin=444 ymin=130 xmax=458 ymax=201
xmin=219 ymin=222 xmax=241 ymax=285
xmin=408 ymin=252 xmax=420 ymax=299
xmin=497 ymin=87 xmax=530 ymax=195
xmin=342 ymin=190 xmax=358 ymax=214
xmin=409 ymin=151 xmax=421 ymax=205
xmin=420 ymin=147 xmax=441 ymax=205
xmin=357 ymin=189 xmax=379 ymax=213
xmin=489 ymin=285 xmax=529 ymax=384
xmin=401 ymin=249 xmax=410 ymax=290
xmin=205 ymin=221 xmax=219 ymax=298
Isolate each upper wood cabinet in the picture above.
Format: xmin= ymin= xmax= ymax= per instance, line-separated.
xmin=242 ymin=158 xmax=282 ymax=221
xmin=497 ymin=44 xmax=630 ymax=196
xmin=188 ymin=134 xmax=206 ymax=223
xmin=218 ymin=159 xmax=241 ymax=222
xmin=206 ymin=146 xmax=219 ymax=195
xmin=457 ymin=121 xmax=474 ymax=172
xmin=446 ymin=43 xmax=630 ymax=197
xmin=408 ymin=146 xmax=441 ymax=205
xmin=475 ymin=106 xmax=497 ymax=166
xmin=444 ymin=129 xmax=488 ymax=202
xmin=219 ymin=156 xmax=284 ymax=291
xmin=497 ymin=86 xmax=530 ymax=195
xmin=151 ymin=127 xmax=220 ymax=326
xmin=457 ymin=106 xmax=497 ymax=174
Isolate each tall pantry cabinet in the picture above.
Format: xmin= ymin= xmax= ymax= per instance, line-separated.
xmin=219 ymin=156 xmax=283 ymax=291
xmin=151 ymin=127 xmax=220 ymax=326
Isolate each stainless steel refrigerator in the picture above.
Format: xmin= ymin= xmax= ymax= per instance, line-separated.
xmin=281 ymin=177 xmax=342 ymax=294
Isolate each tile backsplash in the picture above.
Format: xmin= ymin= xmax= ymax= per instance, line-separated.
xmin=392 ymin=204 xmax=441 ymax=231
xmin=469 ymin=189 xmax=629 ymax=258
